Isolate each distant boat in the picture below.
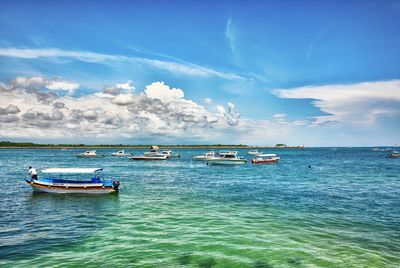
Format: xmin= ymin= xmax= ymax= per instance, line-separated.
xmin=248 ymin=149 xmax=263 ymax=155
xmin=159 ymin=150 xmax=181 ymax=159
xmin=130 ymin=146 xmax=168 ymax=160
xmin=193 ymin=151 xmax=215 ymax=161
xmin=386 ymin=151 xmax=400 ymax=158
xmin=372 ymin=148 xmax=381 ymax=152
xmin=76 ymin=150 xmax=104 ymax=158
xmin=25 ymin=168 xmax=119 ymax=194
xmin=130 ymin=155 xmax=168 ymax=160
xmin=207 ymin=151 xmax=247 ymax=165
xmin=112 ymin=150 xmax=131 ymax=157
xmin=251 ymin=154 xmax=280 ymax=164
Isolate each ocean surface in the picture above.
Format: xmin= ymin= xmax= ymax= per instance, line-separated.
xmin=0 ymin=148 xmax=399 ymax=267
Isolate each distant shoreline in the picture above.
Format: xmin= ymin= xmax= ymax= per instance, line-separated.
xmin=0 ymin=141 xmax=305 ymax=149
xmin=0 ymin=145 xmax=305 ymax=149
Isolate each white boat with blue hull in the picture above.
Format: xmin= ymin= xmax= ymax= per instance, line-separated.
xmin=25 ymin=168 xmax=119 ymax=194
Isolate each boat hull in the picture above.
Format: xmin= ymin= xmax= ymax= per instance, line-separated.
xmin=130 ymin=156 xmax=167 ymax=160
xmin=207 ymin=160 xmax=247 ymax=165
xmin=25 ymin=179 xmax=117 ymax=194
xmin=76 ymin=155 xmax=104 ymax=158
xmin=193 ymin=156 xmax=212 ymax=161
xmin=252 ymin=159 xmax=280 ymax=164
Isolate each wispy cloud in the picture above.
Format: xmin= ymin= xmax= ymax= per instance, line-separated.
xmin=225 ymin=17 xmax=236 ymax=55
xmin=0 ymin=47 xmax=244 ymax=80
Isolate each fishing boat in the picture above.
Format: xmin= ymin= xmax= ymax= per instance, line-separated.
xmin=251 ymin=154 xmax=280 ymax=164
xmin=386 ymin=151 xmax=400 ymax=158
xmin=111 ymin=150 xmax=131 ymax=157
xmin=207 ymin=151 xmax=247 ymax=165
xmin=193 ymin=151 xmax=215 ymax=161
xmin=25 ymin=168 xmax=119 ymax=194
xmin=248 ymin=149 xmax=263 ymax=155
xmin=76 ymin=150 xmax=104 ymax=158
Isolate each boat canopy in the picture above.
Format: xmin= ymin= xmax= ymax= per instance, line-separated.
xmin=42 ymin=168 xmax=103 ymax=174
xmin=258 ymin=154 xmax=277 ymax=157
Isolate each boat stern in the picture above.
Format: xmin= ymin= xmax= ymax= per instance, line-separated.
xmin=103 ymin=179 xmax=120 ymax=193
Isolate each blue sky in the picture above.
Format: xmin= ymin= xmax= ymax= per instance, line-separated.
xmin=0 ymin=0 xmax=400 ymax=146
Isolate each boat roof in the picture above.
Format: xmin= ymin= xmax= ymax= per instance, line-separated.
xmin=42 ymin=168 xmax=103 ymax=174
xmin=258 ymin=154 xmax=277 ymax=157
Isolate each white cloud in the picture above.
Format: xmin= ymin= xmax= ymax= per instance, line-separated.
xmin=46 ymin=81 xmax=79 ymax=94
xmin=273 ymin=113 xmax=287 ymax=119
xmin=13 ymin=76 xmax=47 ymax=88
xmin=0 ymin=47 xmax=244 ymax=80
xmin=0 ymin=77 xmax=247 ymax=142
xmin=115 ymin=80 xmax=134 ymax=91
xmin=111 ymin=93 xmax=137 ymax=105
xmin=204 ymin=98 xmax=212 ymax=105
xmin=10 ymin=76 xmax=79 ymax=95
xmin=144 ymin=82 xmax=184 ymax=103
xmin=216 ymin=102 xmax=240 ymax=126
xmin=275 ymin=80 xmax=400 ymax=125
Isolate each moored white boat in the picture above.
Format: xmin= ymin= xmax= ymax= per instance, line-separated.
xmin=160 ymin=150 xmax=181 ymax=159
xmin=131 ymin=146 xmax=169 ymax=160
xmin=251 ymin=154 xmax=280 ymax=164
xmin=76 ymin=150 xmax=104 ymax=158
xmin=248 ymin=149 xmax=263 ymax=155
xmin=386 ymin=151 xmax=400 ymax=158
xmin=130 ymin=155 xmax=168 ymax=160
xmin=207 ymin=151 xmax=247 ymax=165
xmin=193 ymin=151 xmax=215 ymax=161
xmin=133 ymin=146 xmax=179 ymax=160
xmin=112 ymin=150 xmax=131 ymax=157
xmin=25 ymin=168 xmax=119 ymax=194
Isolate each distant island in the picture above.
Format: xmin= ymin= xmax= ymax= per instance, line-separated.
xmin=0 ymin=141 xmax=304 ymax=149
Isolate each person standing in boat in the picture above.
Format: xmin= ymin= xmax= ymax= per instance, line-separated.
xmin=28 ymin=166 xmax=37 ymax=180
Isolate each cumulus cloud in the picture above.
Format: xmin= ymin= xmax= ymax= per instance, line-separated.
xmin=0 ymin=77 xmax=245 ymax=141
xmin=46 ymin=81 xmax=79 ymax=94
xmin=102 ymin=80 xmax=135 ymax=96
xmin=275 ymin=80 xmax=400 ymax=125
xmin=53 ymin=102 xmax=65 ymax=109
xmin=10 ymin=76 xmax=79 ymax=95
xmin=0 ymin=104 xmax=20 ymax=115
xmin=111 ymin=93 xmax=137 ymax=105
xmin=144 ymin=82 xmax=184 ymax=102
xmin=217 ymin=102 xmax=240 ymax=126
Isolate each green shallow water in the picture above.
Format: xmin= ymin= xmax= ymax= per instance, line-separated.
xmin=0 ymin=148 xmax=399 ymax=267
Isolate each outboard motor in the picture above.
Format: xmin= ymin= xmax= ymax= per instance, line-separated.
xmin=112 ymin=180 xmax=120 ymax=192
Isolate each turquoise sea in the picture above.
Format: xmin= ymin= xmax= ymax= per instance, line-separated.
xmin=0 ymin=148 xmax=399 ymax=267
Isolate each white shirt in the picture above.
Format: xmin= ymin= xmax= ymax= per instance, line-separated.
xmin=29 ymin=168 xmax=37 ymax=177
